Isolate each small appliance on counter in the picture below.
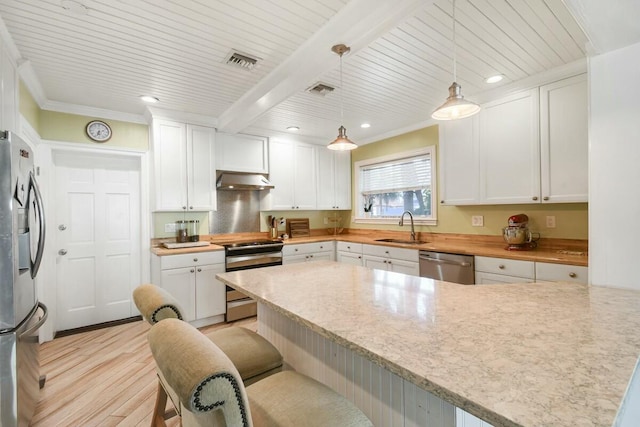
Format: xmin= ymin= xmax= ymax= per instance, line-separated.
xmin=502 ymin=213 xmax=540 ymax=250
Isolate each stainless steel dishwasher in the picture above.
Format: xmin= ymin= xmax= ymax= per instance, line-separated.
xmin=419 ymin=251 xmax=475 ymax=284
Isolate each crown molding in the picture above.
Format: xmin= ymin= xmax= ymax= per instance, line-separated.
xmin=145 ymin=106 xmax=218 ymax=127
xmin=42 ymin=101 xmax=147 ymax=124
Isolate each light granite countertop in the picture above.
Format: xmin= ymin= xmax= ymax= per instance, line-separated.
xmin=217 ymin=261 xmax=639 ymax=427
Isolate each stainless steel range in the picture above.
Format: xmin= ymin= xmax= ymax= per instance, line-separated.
xmin=222 ymin=239 xmax=283 ymax=322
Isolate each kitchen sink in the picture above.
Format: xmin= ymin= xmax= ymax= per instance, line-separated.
xmin=374 ymin=238 xmax=428 ymax=245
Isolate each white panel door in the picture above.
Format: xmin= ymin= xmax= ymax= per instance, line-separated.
xmin=293 ymin=142 xmax=317 ymax=210
xmin=439 ymin=117 xmax=479 ymax=205
xmin=55 ymin=156 xmax=141 ymax=331
xmin=539 ymin=74 xmax=588 ymax=203
xmin=153 ymin=120 xmax=187 ymax=211
xmin=187 ymin=124 xmax=216 ymax=211
xmin=195 ymin=263 xmax=226 ymax=319
xmin=479 ymin=89 xmax=540 ymax=204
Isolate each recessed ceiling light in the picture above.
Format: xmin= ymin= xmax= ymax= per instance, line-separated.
xmin=360 ymin=123 xmax=371 ymax=128
xmin=140 ymin=95 xmax=159 ymax=103
xmin=486 ymin=75 xmax=504 ymax=84
xmin=286 ymin=126 xmax=299 ymax=131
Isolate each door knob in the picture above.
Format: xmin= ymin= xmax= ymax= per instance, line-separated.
xmin=58 ymin=249 xmax=67 ymax=256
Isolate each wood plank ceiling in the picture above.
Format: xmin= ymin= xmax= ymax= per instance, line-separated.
xmin=0 ymin=0 xmax=588 ymax=142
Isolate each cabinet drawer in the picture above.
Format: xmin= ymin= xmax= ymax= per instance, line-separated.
xmin=283 ymin=241 xmax=334 ymax=256
xmin=475 ymin=271 xmax=535 ymax=285
xmin=474 ymin=256 xmax=535 ymax=279
xmin=362 ymin=244 xmax=418 ymax=262
xmin=336 ymin=242 xmax=362 ymax=253
xmin=535 ymin=262 xmax=588 ymax=284
xmin=160 ymin=250 xmax=224 ymax=270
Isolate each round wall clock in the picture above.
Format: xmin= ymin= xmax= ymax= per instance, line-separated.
xmin=86 ymin=120 xmax=112 ymax=142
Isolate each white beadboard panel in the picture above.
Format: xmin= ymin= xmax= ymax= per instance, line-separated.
xmin=258 ymin=303 xmax=464 ymax=427
xmin=0 ymin=0 xmax=587 ymax=142
xmin=456 ymin=408 xmax=494 ymax=427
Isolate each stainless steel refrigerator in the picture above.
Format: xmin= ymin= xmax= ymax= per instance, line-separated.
xmin=0 ymin=131 xmax=47 ymax=426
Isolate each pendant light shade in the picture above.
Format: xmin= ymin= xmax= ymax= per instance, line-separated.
xmin=432 ymin=0 xmax=480 ymax=121
xmin=328 ymin=44 xmax=357 ymax=151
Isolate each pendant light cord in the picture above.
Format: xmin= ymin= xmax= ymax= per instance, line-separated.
xmin=340 ymin=52 xmax=344 ymax=124
xmin=452 ymin=0 xmax=457 ymax=82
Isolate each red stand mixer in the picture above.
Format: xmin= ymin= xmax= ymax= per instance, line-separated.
xmin=502 ymin=214 xmax=540 ymax=250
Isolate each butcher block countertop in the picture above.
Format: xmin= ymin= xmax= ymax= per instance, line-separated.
xmin=151 ymin=230 xmax=588 ymax=266
xmin=216 ymin=261 xmax=639 ymax=427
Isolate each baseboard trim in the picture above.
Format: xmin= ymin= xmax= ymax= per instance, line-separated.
xmin=55 ymin=316 xmax=143 ymax=338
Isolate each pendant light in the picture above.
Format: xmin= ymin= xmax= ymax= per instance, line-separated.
xmin=328 ymin=44 xmax=358 ymax=151
xmin=431 ymin=0 xmax=480 ymax=120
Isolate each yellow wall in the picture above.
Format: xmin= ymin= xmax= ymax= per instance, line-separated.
xmin=39 ymin=110 xmax=149 ymax=150
xmin=19 ymin=80 xmax=40 ymax=133
xmin=19 ymin=82 xmax=149 ymax=150
xmin=350 ymin=125 xmax=588 ymax=240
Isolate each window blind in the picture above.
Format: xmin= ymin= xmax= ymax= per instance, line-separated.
xmin=361 ymin=154 xmax=431 ymax=195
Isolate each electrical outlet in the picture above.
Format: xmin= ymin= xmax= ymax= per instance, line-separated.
xmin=164 ymin=223 xmax=176 ymax=232
xmin=323 ymin=217 xmax=328 ymax=225
xmin=471 ymin=215 xmax=484 ymax=227
xmin=546 ymin=215 xmax=556 ymax=228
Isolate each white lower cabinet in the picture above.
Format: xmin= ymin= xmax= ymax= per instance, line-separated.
xmin=151 ymin=251 xmax=226 ymax=325
xmin=474 ymin=256 xmax=587 ymax=285
xmin=474 ymin=256 xmax=535 ymax=284
xmin=535 ymin=262 xmax=588 ymax=284
xmin=336 ymin=241 xmax=363 ymax=265
xmin=283 ymin=241 xmax=335 ymax=264
xmin=362 ymin=244 xmax=419 ymax=276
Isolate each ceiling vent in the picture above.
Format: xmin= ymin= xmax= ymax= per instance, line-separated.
xmin=307 ymin=82 xmax=335 ymax=96
xmin=225 ymin=50 xmax=259 ymax=71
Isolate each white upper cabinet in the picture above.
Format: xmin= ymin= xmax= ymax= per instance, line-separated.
xmin=439 ymin=117 xmax=479 ymax=205
xmin=215 ymin=132 xmax=268 ymax=174
xmin=479 ymin=89 xmax=540 ymax=204
xmin=152 ymin=119 xmax=216 ymax=212
xmin=539 ymin=74 xmax=588 ymax=203
xmin=316 ymin=148 xmax=352 ymax=210
xmin=439 ymin=75 xmax=587 ymax=206
xmin=262 ymin=139 xmax=316 ymax=210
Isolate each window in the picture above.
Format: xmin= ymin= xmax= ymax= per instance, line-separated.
xmin=354 ymin=147 xmax=437 ymax=225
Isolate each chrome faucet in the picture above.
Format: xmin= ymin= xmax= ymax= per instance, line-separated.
xmin=399 ymin=211 xmax=416 ymax=241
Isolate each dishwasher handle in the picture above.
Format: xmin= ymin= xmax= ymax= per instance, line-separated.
xmin=419 ymin=254 xmax=472 ymax=267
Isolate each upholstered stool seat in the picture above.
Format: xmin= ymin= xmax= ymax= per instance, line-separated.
xmin=133 ymin=283 xmax=283 ymax=386
xmin=149 ymin=318 xmax=373 ymax=427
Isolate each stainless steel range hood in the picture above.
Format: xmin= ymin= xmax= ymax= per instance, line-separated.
xmin=216 ymin=172 xmax=274 ymax=190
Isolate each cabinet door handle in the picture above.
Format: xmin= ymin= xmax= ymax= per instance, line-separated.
xmin=532 ymin=196 xmax=538 ymax=201
xmin=190 ymin=269 xmax=195 ymax=273
xmin=440 ymin=200 xmax=445 ymax=204
xmin=569 ymin=272 xmax=577 ymax=278
xmin=388 ymin=260 xmax=392 ymax=264
xmin=310 ymin=255 xmax=313 ymax=258
xmin=197 ymin=268 xmax=202 ymax=272
xmin=189 ymin=206 xmax=193 ymax=210
xmin=358 ymin=256 xmax=362 ymax=259
xmin=543 ymin=196 xmax=549 ymax=201
xmin=498 ymin=264 xmax=505 ymax=269
xmin=383 ymin=260 xmax=387 ymax=263
xmin=182 ymin=206 xmax=187 ymax=210
xmin=193 ymin=258 xmax=198 ymax=262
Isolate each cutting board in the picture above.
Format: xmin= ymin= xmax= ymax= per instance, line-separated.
xmin=286 ymin=218 xmax=310 ymax=238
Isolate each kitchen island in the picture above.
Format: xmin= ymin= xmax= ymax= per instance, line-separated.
xmin=217 ymin=261 xmax=640 ymax=427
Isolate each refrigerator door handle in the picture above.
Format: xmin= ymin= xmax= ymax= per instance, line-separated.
xmin=20 ymin=302 xmax=48 ymax=338
xmin=28 ymin=171 xmax=46 ymax=279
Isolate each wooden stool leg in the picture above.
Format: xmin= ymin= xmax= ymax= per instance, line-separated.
xmin=151 ymin=380 xmax=168 ymax=427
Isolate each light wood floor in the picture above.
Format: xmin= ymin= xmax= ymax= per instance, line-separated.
xmin=34 ymin=317 xmax=258 ymax=426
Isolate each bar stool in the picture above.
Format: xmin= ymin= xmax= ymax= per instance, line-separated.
xmin=133 ymin=284 xmax=283 ymax=423
xmin=149 ymin=318 xmax=372 ymax=427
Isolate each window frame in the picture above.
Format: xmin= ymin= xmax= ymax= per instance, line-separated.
xmin=353 ymin=146 xmax=438 ymax=226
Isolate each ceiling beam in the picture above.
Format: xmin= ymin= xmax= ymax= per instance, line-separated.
xmin=216 ymin=0 xmax=429 ymax=134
